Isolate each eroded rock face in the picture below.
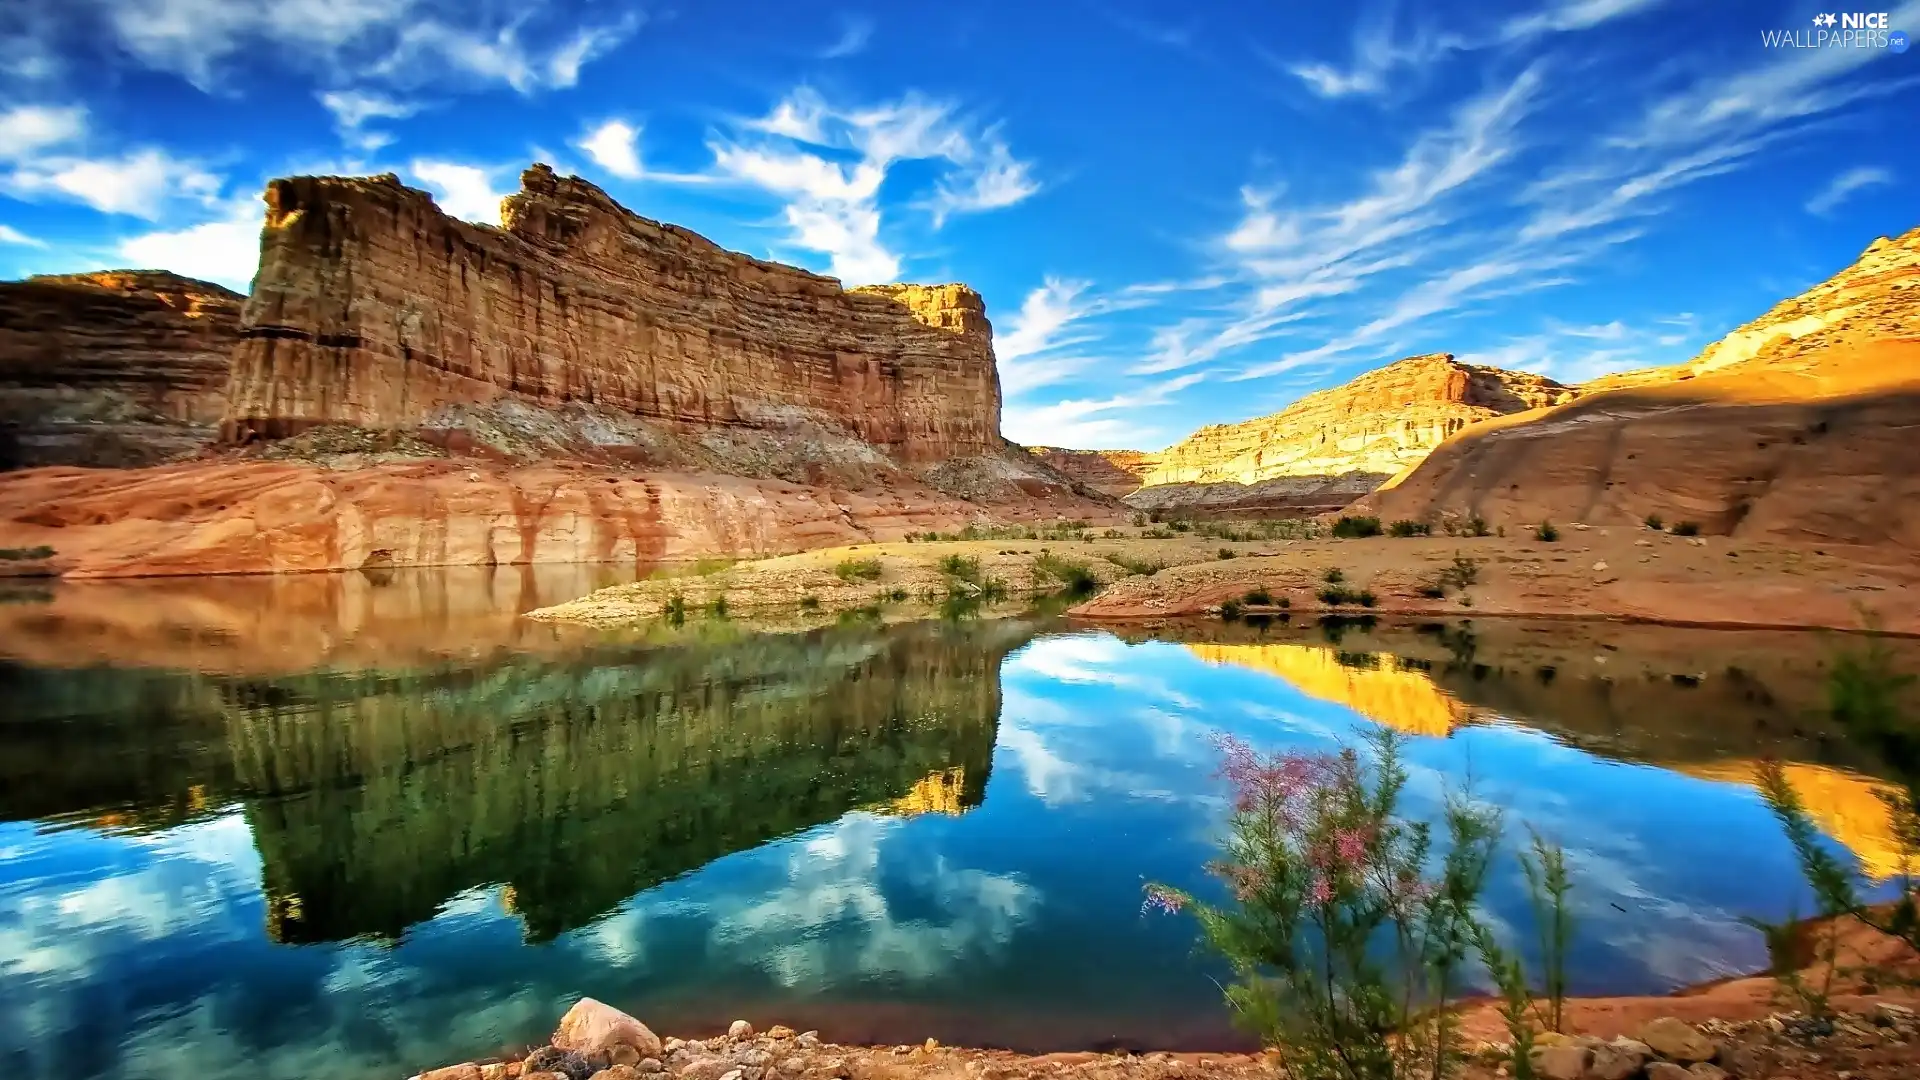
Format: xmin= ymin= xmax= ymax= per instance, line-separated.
xmin=224 ymin=165 xmax=1001 ymax=463
xmin=1024 ymin=447 xmax=1159 ymax=498
xmin=0 ymin=271 xmax=243 ymax=468
xmin=1363 ymin=226 xmax=1920 ymax=548
xmin=1126 ymin=354 xmax=1573 ymax=517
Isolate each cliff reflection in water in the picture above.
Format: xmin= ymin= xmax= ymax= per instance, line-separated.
xmin=0 ymin=616 xmax=1030 ymax=944
xmin=1171 ymin=619 xmax=1918 ymax=882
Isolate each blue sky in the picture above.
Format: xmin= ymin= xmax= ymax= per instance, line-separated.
xmin=0 ymin=0 xmax=1915 ymax=449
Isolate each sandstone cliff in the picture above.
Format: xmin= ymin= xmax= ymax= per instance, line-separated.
xmin=1361 ymin=227 xmax=1920 ymax=548
xmin=0 ymin=271 xmax=243 ymax=468
xmin=224 ymin=165 xmax=1001 ymax=463
xmin=1121 ymin=354 xmax=1573 ymax=517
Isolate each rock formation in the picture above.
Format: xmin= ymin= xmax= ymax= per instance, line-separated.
xmin=224 ymin=165 xmax=1001 ymax=461
xmin=0 ymin=166 xmax=1117 ymax=574
xmin=0 ymin=271 xmax=243 ymax=468
xmin=1119 ymin=354 xmax=1574 ymax=517
xmin=1362 ymin=227 xmax=1920 ymax=548
xmin=1024 ymin=447 xmax=1158 ymax=498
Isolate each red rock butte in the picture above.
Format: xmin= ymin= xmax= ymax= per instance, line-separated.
xmin=223 ymin=164 xmax=1003 ymax=463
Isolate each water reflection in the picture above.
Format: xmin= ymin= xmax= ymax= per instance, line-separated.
xmin=2 ymin=586 xmax=1918 ymax=1079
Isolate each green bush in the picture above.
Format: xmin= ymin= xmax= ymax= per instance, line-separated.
xmin=1322 ymin=567 xmax=1345 ymax=585
xmin=1533 ymin=521 xmax=1559 ymax=542
xmin=0 ymin=545 xmax=55 ymax=561
xmin=1644 ymin=514 xmax=1664 ymax=531
xmin=1388 ymin=519 xmax=1431 ymax=537
xmin=1330 ymin=515 xmax=1383 ymax=538
xmin=885 ymin=587 xmax=909 ymax=603
xmin=1033 ymin=552 xmax=1099 ymax=595
xmin=1217 ymin=547 xmax=1237 ymax=560
xmin=1243 ymin=587 xmax=1273 ymax=606
xmin=1218 ymin=598 xmax=1243 ymax=621
xmin=1673 ymin=521 xmax=1701 ymax=536
xmin=833 ymin=557 xmax=883 ymax=582
xmin=799 ymin=594 xmax=821 ymax=610
xmin=663 ymin=593 xmax=688 ymax=626
xmin=937 ymin=553 xmax=983 ymax=582
xmin=707 ymin=595 xmax=730 ymax=619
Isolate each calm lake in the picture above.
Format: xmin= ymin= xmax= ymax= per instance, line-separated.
xmin=1 ymin=567 xmax=1912 ymax=1080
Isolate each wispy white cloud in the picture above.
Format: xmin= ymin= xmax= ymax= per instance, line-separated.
xmin=708 ymin=88 xmax=1038 ymax=284
xmin=407 ymin=159 xmax=509 ymax=224
xmin=1458 ymin=313 xmax=1702 ymax=384
xmin=317 ymin=90 xmax=416 ymax=151
xmin=1805 ymin=165 xmax=1894 ymax=217
xmin=0 ymin=224 xmax=46 ymax=248
xmin=4 ymin=148 xmax=223 ymax=219
xmin=994 ymin=278 xmax=1148 ymax=397
xmin=1001 ymin=372 xmax=1202 ymax=449
xmin=84 ymin=0 xmax=640 ymax=96
xmin=0 ymin=103 xmax=86 ymax=159
xmin=575 ymin=118 xmax=645 ymax=180
xmin=819 ymin=14 xmax=874 ymax=59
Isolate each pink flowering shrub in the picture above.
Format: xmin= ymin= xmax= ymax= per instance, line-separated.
xmin=1146 ymin=729 xmax=1503 ymax=1080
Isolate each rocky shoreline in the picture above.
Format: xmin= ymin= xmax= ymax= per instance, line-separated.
xmin=413 ymin=993 xmax=1920 ymax=1080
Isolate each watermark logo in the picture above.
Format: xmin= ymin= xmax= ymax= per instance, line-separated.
xmin=1762 ymin=11 xmax=1906 ymax=48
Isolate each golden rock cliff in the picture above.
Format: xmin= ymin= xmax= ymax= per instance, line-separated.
xmin=0 ymin=271 xmax=243 ymax=468
xmin=224 ymin=165 xmax=1002 ymax=463
xmin=1124 ymin=354 xmax=1573 ymax=516
xmin=1362 ymin=226 xmax=1920 ymax=547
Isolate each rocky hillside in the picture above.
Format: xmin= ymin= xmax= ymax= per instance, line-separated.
xmin=1024 ymin=447 xmax=1159 ymax=497
xmin=1362 ymin=226 xmax=1920 ymax=548
xmin=1119 ymin=354 xmax=1573 ymax=517
xmin=0 ymin=271 xmax=243 ymax=468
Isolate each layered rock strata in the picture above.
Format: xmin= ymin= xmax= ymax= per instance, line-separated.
xmin=1121 ymin=354 xmax=1574 ymax=517
xmin=1362 ymin=227 xmax=1920 ymax=547
xmin=223 ymin=165 xmax=1001 ymax=462
xmin=0 ymin=271 xmax=243 ymax=468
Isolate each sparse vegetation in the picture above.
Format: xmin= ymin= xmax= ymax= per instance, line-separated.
xmin=1467 ymin=515 xmax=1491 ymax=537
xmin=799 ymin=594 xmax=821 ymax=610
xmin=1107 ymin=553 xmax=1167 ymax=576
xmin=1217 ymin=547 xmax=1236 ymax=559
xmin=1033 ymin=552 xmax=1099 ymax=595
xmin=1322 ymin=567 xmax=1345 ymax=585
xmin=1533 ymin=521 xmax=1559 ymax=542
xmin=1418 ymin=553 xmax=1484 ymax=599
xmin=707 ymin=595 xmax=729 ymax=619
xmin=1318 ymin=583 xmax=1375 ymax=607
xmin=1644 ymin=513 xmax=1665 ymax=531
xmin=1330 ymin=515 xmax=1383 ymax=538
xmin=1388 ymin=519 xmax=1431 ymax=537
xmin=833 ymin=557 xmax=883 ymax=582
xmin=1218 ymin=598 xmax=1243 ymax=621
xmin=937 ymin=553 xmax=983 ymax=583
xmin=885 ymin=587 xmax=909 ymax=603
xmin=0 ymin=545 xmax=55 ymax=561
xmin=1674 ymin=520 xmax=1701 ymax=536
xmin=1243 ymin=587 xmax=1273 ymax=606
xmin=663 ymin=593 xmax=688 ymax=626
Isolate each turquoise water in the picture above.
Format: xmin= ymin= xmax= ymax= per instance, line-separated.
xmin=0 ymin=572 xmax=1908 ymax=1079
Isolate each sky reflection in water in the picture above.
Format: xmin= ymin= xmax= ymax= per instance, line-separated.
xmin=0 ymin=614 xmax=1895 ymax=1080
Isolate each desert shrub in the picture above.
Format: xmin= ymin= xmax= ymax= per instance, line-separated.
xmin=834 ymin=557 xmax=883 ymax=582
xmin=1104 ymin=528 xmax=1125 ymax=539
xmin=937 ymin=553 xmax=983 ymax=583
xmin=1416 ymin=582 xmax=1449 ymax=600
xmin=663 ymin=594 xmax=688 ymax=626
xmin=1218 ymin=598 xmax=1243 ymax=621
xmin=1331 ymin=515 xmax=1383 ymax=538
xmin=1170 ymin=519 xmax=1194 ymax=532
xmin=1673 ymin=521 xmax=1701 ymax=536
xmin=1218 ymin=547 xmax=1237 ymax=560
xmin=1533 ymin=521 xmax=1559 ymax=542
xmin=1131 ymin=512 xmax=1150 ymax=527
xmin=885 ymin=587 xmax=909 ymax=603
xmin=799 ymin=594 xmax=821 ymax=610
xmin=1033 ymin=552 xmax=1099 ymax=595
xmin=1356 ymin=588 xmax=1377 ymax=608
xmin=1243 ymin=587 xmax=1274 ymax=606
xmin=0 ymin=545 xmax=55 ymax=560
xmin=1322 ymin=567 xmax=1345 ymax=585
xmin=1388 ymin=519 xmax=1431 ymax=537
xmin=1144 ymin=731 xmax=1504 ymax=1080
xmin=707 ymin=595 xmax=729 ymax=619
xmin=1142 ymin=527 xmax=1176 ymax=540
xmin=1644 ymin=514 xmax=1664 ymax=531
xmin=1467 ymin=515 xmax=1491 ymax=537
